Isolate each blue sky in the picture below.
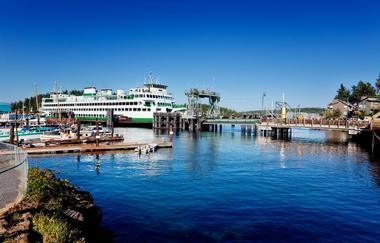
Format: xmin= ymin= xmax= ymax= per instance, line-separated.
xmin=0 ymin=0 xmax=379 ymax=111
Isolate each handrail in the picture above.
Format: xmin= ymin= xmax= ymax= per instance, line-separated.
xmin=0 ymin=143 xmax=28 ymax=214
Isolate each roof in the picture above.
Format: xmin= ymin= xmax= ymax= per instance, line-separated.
xmin=328 ymin=99 xmax=352 ymax=107
xmin=144 ymin=83 xmax=167 ymax=89
xmin=0 ymin=102 xmax=11 ymax=113
xmin=359 ymin=96 xmax=380 ymax=103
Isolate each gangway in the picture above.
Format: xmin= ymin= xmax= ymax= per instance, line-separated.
xmin=184 ymin=88 xmax=221 ymax=118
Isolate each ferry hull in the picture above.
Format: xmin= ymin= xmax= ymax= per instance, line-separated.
xmin=115 ymin=117 xmax=153 ymax=128
xmin=47 ymin=116 xmax=153 ymax=128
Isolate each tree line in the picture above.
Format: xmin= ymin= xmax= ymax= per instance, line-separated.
xmin=335 ymin=74 xmax=380 ymax=103
xmin=11 ymin=90 xmax=84 ymax=112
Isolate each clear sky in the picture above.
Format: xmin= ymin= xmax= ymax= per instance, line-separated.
xmin=0 ymin=0 xmax=379 ymax=111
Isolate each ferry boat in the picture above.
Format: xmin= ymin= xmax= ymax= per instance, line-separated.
xmin=40 ymin=76 xmax=186 ymax=126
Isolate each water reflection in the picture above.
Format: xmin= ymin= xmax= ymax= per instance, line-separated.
xmin=95 ymin=154 xmax=100 ymax=175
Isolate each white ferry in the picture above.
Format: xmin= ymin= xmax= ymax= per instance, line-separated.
xmin=40 ymin=78 xmax=186 ymax=126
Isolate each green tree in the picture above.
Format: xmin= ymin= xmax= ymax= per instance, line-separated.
xmin=349 ymin=81 xmax=376 ymax=103
xmin=69 ymin=90 xmax=84 ymax=96
xmin=335 ymin=84 xmax=350 ymax=101
xmin=376 ymin=74 xmax=380 ymax=95
xmin=324 ymin=109 xmax=342 ymax=119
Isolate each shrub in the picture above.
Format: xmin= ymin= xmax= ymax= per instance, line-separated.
xmin=26 ymin=168 xmax=75 ymax=210
xmin=32 ymin=213 xmax=70 ymax=243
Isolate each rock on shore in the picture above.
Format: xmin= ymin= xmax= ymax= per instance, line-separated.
xmin=0 ymin=168 xmax=112 ymax=242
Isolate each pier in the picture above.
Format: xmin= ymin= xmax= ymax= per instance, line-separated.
xmin=23 ymin=142 xmax=173 ymax=155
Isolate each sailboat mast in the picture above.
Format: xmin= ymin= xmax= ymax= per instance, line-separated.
xmin=34 ymin=83 xmax=40 ymax=125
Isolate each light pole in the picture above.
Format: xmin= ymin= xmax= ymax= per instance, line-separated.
xmin=262 ymin=92 xmax=266 ymax=115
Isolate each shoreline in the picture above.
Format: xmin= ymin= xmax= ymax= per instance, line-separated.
xmin=0 ymin=168 xmax=112 ymax=242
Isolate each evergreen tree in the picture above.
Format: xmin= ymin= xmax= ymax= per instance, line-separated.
xmin=335 ymin=84 xmax=350 ymax=101
xmin=349 ymin=81 xmax=376 ymax=103
xmin=376 ymin=74 xmax=380 ymax=95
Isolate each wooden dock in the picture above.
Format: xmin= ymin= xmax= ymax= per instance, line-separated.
xmin=22 ymin=142 xmax=173 ymax=155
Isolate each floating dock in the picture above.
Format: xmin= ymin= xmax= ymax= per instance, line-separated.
xmin=22 ymin=142 xmax=172 ymax=155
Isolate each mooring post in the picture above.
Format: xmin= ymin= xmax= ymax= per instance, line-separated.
xmin=372 ymin=131 xmax=375 ymax=154
xmin=15 ymin=110 xmax=19 ymax=145
xmin=96 ymin=119 xmax=99 ymax=147
xmin=76 ymin=119 xmax=81 ymax=139
xmin=169 ymin=125 xmax=173 ymax=143
xmin=9 ymin=125 xmax=14 ymax=144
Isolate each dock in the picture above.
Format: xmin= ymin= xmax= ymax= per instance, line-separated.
xmin=22 ymin=142 xmax=173 ymax=155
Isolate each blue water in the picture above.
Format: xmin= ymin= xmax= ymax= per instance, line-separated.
xmin=30 ymin=128 xmax=380 ymax=242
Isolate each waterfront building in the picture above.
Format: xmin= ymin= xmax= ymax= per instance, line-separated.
xmin=0 ymin=102 xmax=11 ymax=114
xmin=358 ymin=97 xmax=380 ymax=114
xmin=327 ymin=99 xmax=352 ymax=117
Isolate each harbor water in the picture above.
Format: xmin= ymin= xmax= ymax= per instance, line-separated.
xmin=30 ymin=127 xmax=380 ymax=242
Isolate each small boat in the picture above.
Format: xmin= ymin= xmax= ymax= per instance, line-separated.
xmin=80 ymin=126 xmax=112 ymax=137
xmin=0 ymin=127 xmax=45 ymax=142
xmin=135 ymin=143 xmax=158 ymax=154
xmin=40 ymin=130 xmax=63 ymax=141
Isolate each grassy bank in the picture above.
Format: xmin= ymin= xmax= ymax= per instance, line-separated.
xmin=0 ymin=168 xmax=112 ymax=242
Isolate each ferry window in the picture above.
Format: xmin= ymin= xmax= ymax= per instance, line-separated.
xmin=138 ymin=108 xmax=141 ymax=111
xmin=157 ymin=108 xmax=161 ymax=111
xmin=122 ymin=102 xmax=126 ymax=105
xmin=134 ymin=102 xmax=137 ymax=105
xmin=142 ymin=108 xmax=146 ymax=111
xmin=133 ymin=108 xmax=137 ymax=111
